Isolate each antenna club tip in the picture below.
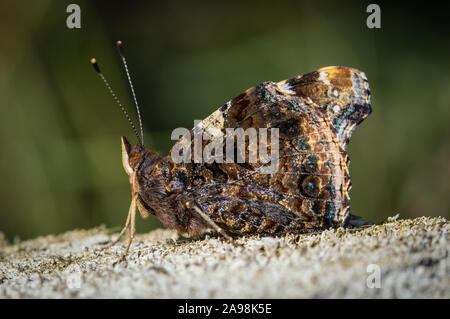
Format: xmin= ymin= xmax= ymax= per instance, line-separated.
xmin=90 ymin=58 xmax=101 ymax=73
xmin=116 ymin=40 xmax=125 ymax=56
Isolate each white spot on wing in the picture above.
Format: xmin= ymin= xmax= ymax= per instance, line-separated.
xmin=276 ymin=82 xmax=296 ymax=95
xmin=318 ymin=72 xmax=330 ymax=85
xmin=361 ymin=71 xmax=368 ymax=81
xmin=332 ymin=104 xmax=341 ymax=113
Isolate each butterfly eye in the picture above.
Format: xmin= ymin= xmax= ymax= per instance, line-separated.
xmin=332 ymin=104 xmax=341 ymax=113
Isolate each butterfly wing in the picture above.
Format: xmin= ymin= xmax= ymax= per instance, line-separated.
xmin=169 ymin=66 xmax=371 ymax=235
xmin=277 ymin=66 xmax=371 ymax=148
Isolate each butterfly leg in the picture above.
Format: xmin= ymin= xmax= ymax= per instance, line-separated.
xmin=109 ymin=198 xmax=133 ymax=247
xmin=112 ymin=196 xmax=137 ymax=264
xmin=121 ymin=196 xmax=137 ymax=260
xmin=186 ymin=201 xmax=233 ymax=242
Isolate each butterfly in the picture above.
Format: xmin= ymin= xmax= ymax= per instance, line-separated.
xmin=92 ymin=42 xmax=372 ymax=261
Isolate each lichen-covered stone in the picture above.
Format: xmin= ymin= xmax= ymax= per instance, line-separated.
xmin=0 ymin=216 xmax=448 ymax=298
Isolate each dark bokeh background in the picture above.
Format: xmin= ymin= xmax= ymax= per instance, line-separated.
xmin=1 ymin=1 xmax=449 ymax=240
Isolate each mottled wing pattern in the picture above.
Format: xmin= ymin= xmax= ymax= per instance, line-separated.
xmin=170 ymin=66 xmax=371 ymax=235
xmin=277 ymin=66 xmax=371 ymax=148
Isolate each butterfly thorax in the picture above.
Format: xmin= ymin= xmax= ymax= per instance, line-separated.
xmin=120 ymin=142 xmax=200 ymax=235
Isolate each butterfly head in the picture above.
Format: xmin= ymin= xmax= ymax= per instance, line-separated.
xmin=121 ymin=136 xmax=163 ymax=179
xmin=121 ymin=136 xmax=146 ymax=176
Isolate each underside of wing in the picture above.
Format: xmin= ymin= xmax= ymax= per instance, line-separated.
xmin=277 ymin=66 xmax=371 ymax=148
xmin=168 ymin=71 xmax=360 ymax=231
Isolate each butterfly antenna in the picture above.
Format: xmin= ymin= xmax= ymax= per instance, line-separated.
xmin=90 ymin=58 xmax=141 ymax=144
xmin=116 ymin=41 xmax=144 ymax=145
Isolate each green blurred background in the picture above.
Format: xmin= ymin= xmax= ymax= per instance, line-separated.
xmin=0 ymin=1 xmax=449 ymax=241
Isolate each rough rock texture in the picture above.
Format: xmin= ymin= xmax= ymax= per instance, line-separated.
xmin=0 ymin=216 xmax=448 ymax=298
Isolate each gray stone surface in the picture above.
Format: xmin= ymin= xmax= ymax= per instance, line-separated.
xmin=0 ymin=216 xmax=448 ymax=298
